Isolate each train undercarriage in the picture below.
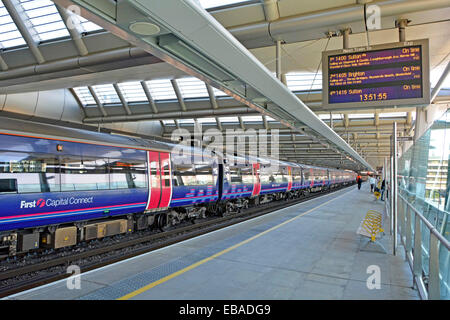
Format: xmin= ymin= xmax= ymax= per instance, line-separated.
xmin=0 ymin=183 xmax=354 ymax=258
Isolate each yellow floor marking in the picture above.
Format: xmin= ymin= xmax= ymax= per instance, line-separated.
xmin=117 ymin=188 xmax=353 ymax=300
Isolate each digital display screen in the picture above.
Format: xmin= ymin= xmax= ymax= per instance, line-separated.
xmin=325 ymin=44 xmax=426 ymax=105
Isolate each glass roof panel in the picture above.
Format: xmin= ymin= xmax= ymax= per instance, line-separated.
xmin=379 ymin=112 xmax=407 ymax=118
xmin=219 ymin=116 xmax=239 ymax=123
xmin=145 ymin=79 xmax=177 ymax=101
xmin=71 ymin=14 xmax=103 ymax=33
xmin=92 ymin=84 xmax=120 ymax=104
xmin=19 ymin=0 xmax=70 ymax=41
xmin=0 ymin=0 xmax=26 ymax=48
xmin=212 ymin=87 xmax=228 ymax=97
xmin=73 ymin=87 xmax=96 ymax=105
xmin=241 ymin=115 xmax=263 ymax=122
xmin=348 ymin=113 xmax=374 ymax=119
xmin=117 ymin=81 xmax=147 ymax=103
xmin=198 ymin=0 xmax=251 ymax=9
xmin=176 ymin=77 xmax=209 ymax=99
xmin=431 ymin=63 xmax=450 ymax=89
xmin=196 ymin=117 xmax=217 ymax=123
xmin=178 ymin=118 xmax=195 ymax=124
xmin=286 ymin=72 xmax=322 ymax=92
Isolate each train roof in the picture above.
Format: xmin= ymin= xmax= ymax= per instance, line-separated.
xmin=0 ymin=116 xmax=208 ymax=156
xmin=0 ymin=117 xmax=354 ymax=173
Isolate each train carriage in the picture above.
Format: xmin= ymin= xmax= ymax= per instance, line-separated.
xmin=0 ymin=118 xmax=356 ymax=256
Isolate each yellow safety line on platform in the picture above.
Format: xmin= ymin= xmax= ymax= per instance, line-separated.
xmin=117 ymin=188 xmax=354 ymax=300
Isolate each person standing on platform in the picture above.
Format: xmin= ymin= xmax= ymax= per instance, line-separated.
xmin=380 ymin=179 xmax=386 ymax=201
xmin=357 ymin=174 xmax=362 ymax=190
xmin=369 ymin=175 xmax=376 ymax=192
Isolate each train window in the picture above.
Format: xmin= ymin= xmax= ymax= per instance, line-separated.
xmin=229 ymin=166 xmax=243 ymax=184
xmin=161 ymin=162 xmax=171 ymax=187
xmin=195 ymin=164 xmax=213 ymax=185
xmin=274 ymin=171 xmax=287 ymax=183
xmin=173 ymin=164 xmax=197 ymax=186
xmin=293 ymin=168 xmax=302 ymax=182
xmin=303 ymin=169 xmax=311 ymax=182
xmin=0 ymin=152 xmax=59 ymax=193
xmin=259 ymin=166 xmax=273 ymax=184
xmin=0 ymin=178 xmax=17 ymax=193
xmin=110 ymin=159 xmax=146 ymax=189
xmin=61 ymin=157 xmax=109 ymax=191
xmin=241 ymin=166 xmax=253 ymax=184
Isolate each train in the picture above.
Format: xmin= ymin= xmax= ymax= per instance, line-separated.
xmin=0 ymin=118 xmax=356 ymax=256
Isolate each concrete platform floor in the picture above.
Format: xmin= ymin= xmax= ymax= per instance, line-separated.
xmin=5 ymin=184 xmax=419 ymax=300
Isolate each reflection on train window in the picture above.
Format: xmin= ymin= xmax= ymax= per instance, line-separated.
xmin=229 ymin=166 xmax=243 ymax=184
xmin=303 ymin=169 xmax=311 ymax=183
xmin=61 ymin=157 xmax=109 ymax=191
xmin=195 ymin=164 xmax=213 ymax=185
xmin=162 ymin=161 xmax=171 ymax=187
xmin=0 ymin=152 xmax=59 ymax=193
xmin=173 ymin=164 xmax=197 ymax=186
xmin=110 ymin=159 xmax=147 ymax=189
xmin=293 ymin=167 xmax=302 ymax=182
xmin=241 ymin=166 xmax=253 ymax=184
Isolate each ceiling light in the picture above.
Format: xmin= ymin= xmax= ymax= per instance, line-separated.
xmin=129 ymin=22 xmax=160 ymax=36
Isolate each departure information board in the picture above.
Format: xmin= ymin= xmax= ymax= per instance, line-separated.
xmin=322 ymin=39 xmax=430 ymax=109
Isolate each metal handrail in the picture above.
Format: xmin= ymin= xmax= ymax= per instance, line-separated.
xmin=398 ymin=193 xmax=450 ymax=250
xmin=397 ymin=192 xmax=449 ymax=300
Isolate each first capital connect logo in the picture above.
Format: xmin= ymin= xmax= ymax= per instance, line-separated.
xmin=20 ymin=196 xmax=94 ymax=209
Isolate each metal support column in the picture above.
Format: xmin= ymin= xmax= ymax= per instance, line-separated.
xmin=276 ymin=40 xmax=282 ymax=81
xmin=392 ymin=122 xmax=398 ymax=255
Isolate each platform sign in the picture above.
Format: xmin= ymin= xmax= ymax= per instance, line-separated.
xmin=322 ymin=39 xmax=430 ymax=109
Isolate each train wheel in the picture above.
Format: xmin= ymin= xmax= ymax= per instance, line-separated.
xmin=157 ymin=214 xmax=166 ymax=232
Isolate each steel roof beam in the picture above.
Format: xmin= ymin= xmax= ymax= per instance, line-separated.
xmin=55 ymin=4 xmax=89 ymax=56
xmin=83 ymin=107 xmax=257 ymax=123
xmin=113 ymin=83 xmax=132 ymax=115
xmin=88 ymin=86 xmax=107 ymax=117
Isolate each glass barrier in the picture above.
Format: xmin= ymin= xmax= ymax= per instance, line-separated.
xmin=396 ymin=108 xmax=450 ymax=300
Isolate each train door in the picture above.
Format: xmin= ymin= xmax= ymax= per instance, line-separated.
xmin=287 ymin=166 xmax=292 ymax=191
xmin=159 ymin=153 xmax=172 ymax=208
xmin=146 ymin=151 xmax=172 ymax=210
xmin=252 ymin=163 xmax=261 ymax=196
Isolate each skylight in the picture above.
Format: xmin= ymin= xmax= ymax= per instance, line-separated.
xmin=117 ymin=81 xmax=147 ymax=103
xmin=0 ymin=0 xmax=26 ymax=48
xmin=92 ymin=84 xmax=120 ymax=104
xmin=285 ymin=72 xmax=322 ymax=92
xmin=348 ymin=113 xmax=374 ymax=119
xmin=198 ymin=0 xmax=251 ymax=9
xmin=196 ymin=117 xmax=217 ymax=123
xmin=176 ymin=77 xmax=209 ymax=99
xmin=20 ymin=0 xmax=70 ymax=41
xmin=379 ymin=112 xmax=407 ymax=118
xmin=146 ymin=79 xmax=177 ymax=101
xmin=431 ymin=63 xmax=450 ymax=89
xmin=241 ymin=116 xmax=263 ymax=122
xmin=219 ymin=116 xmax=239 ymax=123
xmin=74 ymin=15 xmax=102 ymax=33
xmin=212 ymin=87 xmax=228 ymax=97
xmin=73 ymin=87 xmax=95 ymax=105
xmin=178 ymin=118 xmax=195 ymax=124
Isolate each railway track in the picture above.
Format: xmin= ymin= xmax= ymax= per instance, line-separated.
xmin=0 ymin=184 xmax=354 ymax=298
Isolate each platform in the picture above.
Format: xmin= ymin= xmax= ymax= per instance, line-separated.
xmin=5 ymin=184 xmax=419 ymax=300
